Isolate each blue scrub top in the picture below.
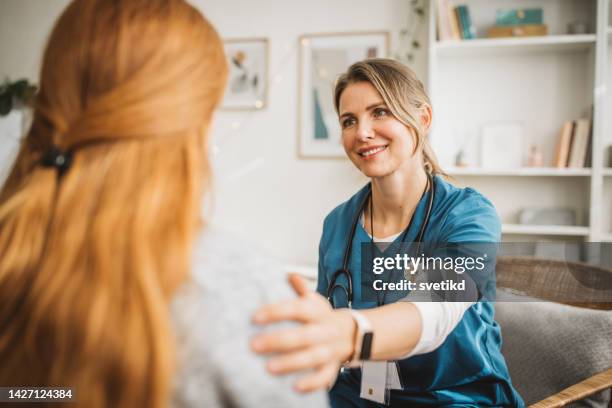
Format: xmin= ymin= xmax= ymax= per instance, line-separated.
xmin=316 ymin=175 xmax=525 ymax=407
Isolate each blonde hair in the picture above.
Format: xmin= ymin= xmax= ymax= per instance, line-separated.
xmin=0 ymin=1 xmax=227 ymax=407
xmin=334 ymin=58 xmax=446 ymax=176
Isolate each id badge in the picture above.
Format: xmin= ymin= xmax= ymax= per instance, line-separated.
xmin=360 ymin=361 xmax=388 ymax=404
xmin=387 ymin=361 xmax=403 ymax=390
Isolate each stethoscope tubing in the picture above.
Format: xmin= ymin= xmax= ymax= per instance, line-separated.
xmin=327 ymin=173 xmax=436 ymax=309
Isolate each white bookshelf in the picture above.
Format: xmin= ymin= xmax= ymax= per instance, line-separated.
xmin=604 ymin=0 xmax=612 ymax=239
xmin=605 ymin=176 xmax=612 ymax=239
xmin=502 ymin=224 xmax=590 ymax=236
xmin=434 ymin=34 xmax=596 ymax=56
xmin=446 ymin=167 xmax=591 ymax=177
xmin=428 ymin=0 xmax=608 ymax=241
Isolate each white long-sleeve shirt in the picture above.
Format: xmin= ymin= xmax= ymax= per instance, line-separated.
xmin=362 ymin=217 xmax=474 ymax=357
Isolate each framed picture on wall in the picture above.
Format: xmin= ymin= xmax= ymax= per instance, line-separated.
xmin=222 ymin=38 xmax=268 ymax=110
xmin=298 ymin=31 xmax=389 ymax=158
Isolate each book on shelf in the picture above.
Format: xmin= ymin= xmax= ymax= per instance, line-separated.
xmin=584 ymin=106 xmax=594 ymax=168
xmin=487 ymin=6 xmax=546 ymax=39
xmin=436 ymin=0 xmax=452 ymax=41
xmin=436 ymin=0 xmax=475 ymax=41
xmin=553 ymin=117 xmax=592 ymax=168
xmin=465 ymin=7 xmax=476 ymax=39
xmin=496 ymin=8 xmax=543 ymax=26
xmin=584 ymin=126 xmax=593 ymax=168
xmin=455 ymin=7 xmax=468 ymax=39
xmin=488 ymin=24 xmax=548 ymax=38
xmin=567 ymin=118 xmax=592 ymax=168
xmin=456 ymin=5 xmax=476 ymax=39
xmin=553 ymin=121 xmax=574 ymax=168
xmin=446 ymin=2 xmax=462 ymax=40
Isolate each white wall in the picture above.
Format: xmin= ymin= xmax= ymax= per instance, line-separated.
xmin=0 ymin=0 xmax=428 ymax=266
xmin=0 ymin=0 xmax=69 ymax=81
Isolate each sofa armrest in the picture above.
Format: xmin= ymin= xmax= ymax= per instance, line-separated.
xmin=530 ymin=368 xmax=612 ymax=408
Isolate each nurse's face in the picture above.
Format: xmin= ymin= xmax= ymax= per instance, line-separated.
xmin=338 ymin=81 xmax=419 ymax=178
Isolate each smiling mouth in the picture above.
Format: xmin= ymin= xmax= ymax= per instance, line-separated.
xmin=359 ymin=146 xmax=387 ymax=158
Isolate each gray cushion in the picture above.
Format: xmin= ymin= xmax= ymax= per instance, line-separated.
xmin=495 ymin=291 xmax=612 ymax=407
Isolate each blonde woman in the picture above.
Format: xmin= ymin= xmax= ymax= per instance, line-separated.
xmin=0 ymin=1 xmax=327 ymax=407
xmin=252 ymin=59 xmax=524 ymax=407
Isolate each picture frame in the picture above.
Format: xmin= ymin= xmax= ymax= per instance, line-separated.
xmin=298 ymin=31 xmax=390 ymax=158
xmin=222 ymin=38 xmax=269 ymax=110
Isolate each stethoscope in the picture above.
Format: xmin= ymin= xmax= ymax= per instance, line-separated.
xmin=326 ymin=173 xmax=436 ymax=309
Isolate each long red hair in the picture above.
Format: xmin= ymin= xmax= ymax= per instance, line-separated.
xmin=0 ymin=0 xmax=227 ymax=406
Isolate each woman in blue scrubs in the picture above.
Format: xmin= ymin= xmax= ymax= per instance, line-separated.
xmin=252 ymin=59 xmax=524 ymax=407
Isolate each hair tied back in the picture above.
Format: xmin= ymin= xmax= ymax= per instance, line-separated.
xmin=41 ymin=146 xmax=72 ymax=176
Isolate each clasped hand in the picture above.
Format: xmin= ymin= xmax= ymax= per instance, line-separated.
xmin=251 ymin=274 xmax=356 ymax=392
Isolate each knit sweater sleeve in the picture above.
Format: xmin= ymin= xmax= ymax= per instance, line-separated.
xmin=171 ymin=229 xmax=329 ymax=408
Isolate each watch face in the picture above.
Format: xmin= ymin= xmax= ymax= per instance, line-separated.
xmin=359 ymin=332 xmax=374 ymax=360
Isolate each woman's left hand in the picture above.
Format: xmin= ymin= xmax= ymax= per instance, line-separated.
xmin=251 ymin=274 xmax=356 ymax=393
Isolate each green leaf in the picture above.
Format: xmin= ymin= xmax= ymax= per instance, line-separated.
xmin=0 ymin=94 xmax=13 ymax=116
xmin=10 ymin=79 xmax=30 ymax=98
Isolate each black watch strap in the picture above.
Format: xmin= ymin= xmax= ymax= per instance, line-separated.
xmin=359 ymin=332 xmax=374 ymax=360
xmin=348 ymin=309 xmax=374 ymax=362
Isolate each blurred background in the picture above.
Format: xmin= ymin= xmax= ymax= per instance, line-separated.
xmin=1 ymin=0 xmax=611 ymax=272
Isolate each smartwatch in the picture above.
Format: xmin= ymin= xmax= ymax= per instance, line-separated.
xmin=348 ymin=309 xmax=374 ymax=361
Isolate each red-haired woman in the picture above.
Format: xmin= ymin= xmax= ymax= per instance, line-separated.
xmin=0 ymin=1 xmax=326 ymax=407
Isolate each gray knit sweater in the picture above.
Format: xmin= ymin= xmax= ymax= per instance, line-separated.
xmin=170 ymin=229 xmax=329 ymax=408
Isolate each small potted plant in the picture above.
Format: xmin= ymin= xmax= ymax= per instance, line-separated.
xmin=0 ymin=78 xmax=37 ymax=116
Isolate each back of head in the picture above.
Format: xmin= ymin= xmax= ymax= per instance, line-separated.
xmin=0 ymin=1 xmax=227 ymax=407
xmin=334 ymin=58 xmax=444 ymax=175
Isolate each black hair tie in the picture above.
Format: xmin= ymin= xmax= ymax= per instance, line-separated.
xmin=41 ymin=147 xmax=72 ymax=176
